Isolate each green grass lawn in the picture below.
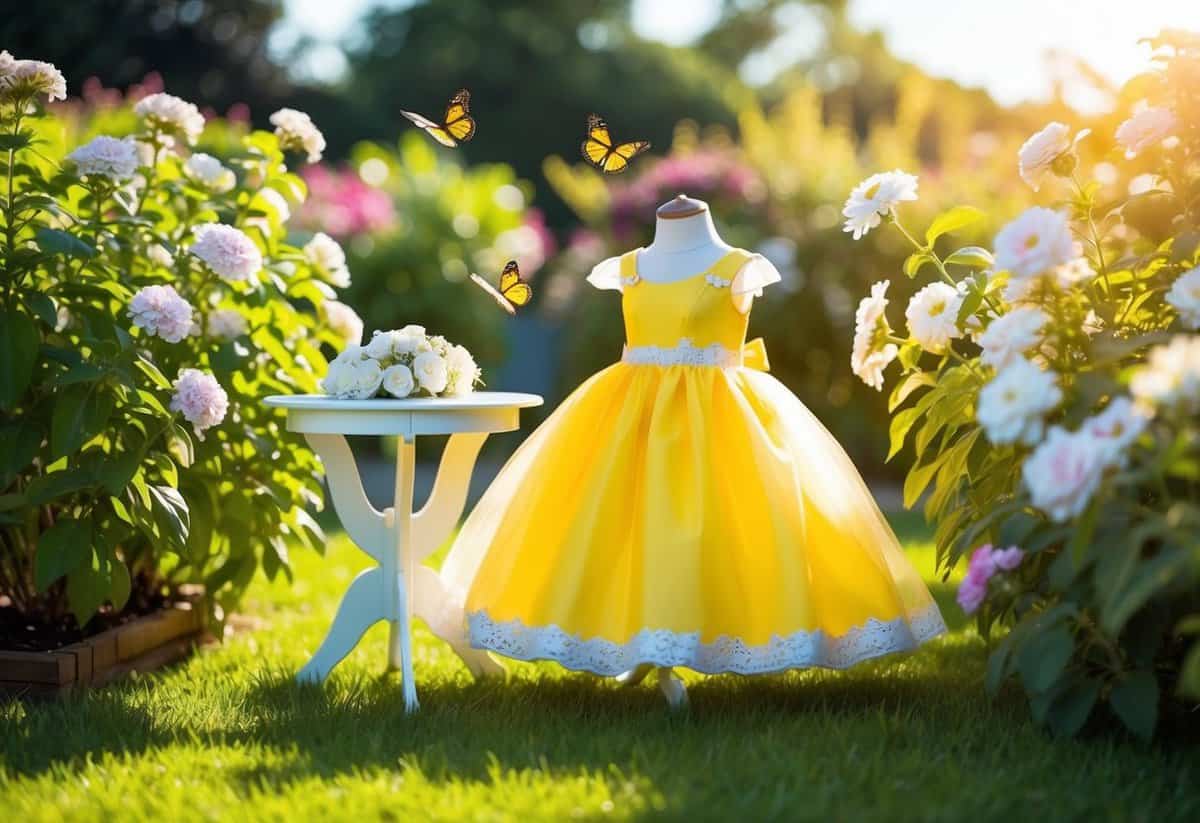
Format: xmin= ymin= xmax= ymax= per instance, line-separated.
xmin=2 ymin=512 xmax=1198 ymax=822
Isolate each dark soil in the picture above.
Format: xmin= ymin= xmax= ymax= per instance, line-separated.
xmin=0 ymin=576 xmax=172 ymax=652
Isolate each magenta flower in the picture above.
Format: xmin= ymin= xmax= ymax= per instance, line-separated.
xmin=956 ymin=543 xmax=1026 ymax=615
xmin=297 ymin=165 xmax=394 ymax=238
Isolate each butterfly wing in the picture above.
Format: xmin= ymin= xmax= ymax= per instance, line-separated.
xmin=498 ymin=260 xmax=533 ymax=308
xmin=602 ymin=140 xmax=651 ymax=174
xmin=581 ymin=113 xmax=614 ymax=168
xmin=470 ymin=272 xmax=516 ymax=315
xmin=401 ymin=108 xmax=459 ymax=147
xmin=443 ymin=89 xmax=476 ymax=143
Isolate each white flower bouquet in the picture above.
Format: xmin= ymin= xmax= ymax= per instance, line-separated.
xmin=321 ymin=326 xmax=482 ymax=400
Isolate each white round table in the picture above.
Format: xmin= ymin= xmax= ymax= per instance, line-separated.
xmin=264 ymin=392 xmax=543 ymax=712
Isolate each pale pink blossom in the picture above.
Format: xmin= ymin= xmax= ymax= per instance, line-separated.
xmin=134 ymin=92 xmax=205 ymax=144
xmin=189 ymin=223 xmax=262 ymax=283
xmin=994 ymin=208 xmax=1077 ymax=280
xmin=0 ymin=58 xmax=66 ymax=102
xmin=1115 ymin=107 xmax=1176 ymax=158
xmin=170 ymin=369 xmax=228 ymax=439
xmin=128 ymin=285 xmax=195 ymax=343
xmin=1022 ymin=426 xmax=1106 ymax=522
xmin=1081 ymin=396 xmax=1148 ymax=467
xmin=1018 ymin=122 xmax=1078 ymax=190
xmin=269 ymin=108 xmax=325 ymax=163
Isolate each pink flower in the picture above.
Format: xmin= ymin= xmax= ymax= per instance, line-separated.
xmin=297 ymin=165 xmax=394 ymax=238
xmin=127 ymin=284 xmax=195 ymax=343
xmin=956 ymin=543 xmax=1025 ymax=614
xmin=189 ymin=223 xmax=262 ymax=283
xmin=170 ymin=369 xmax=228 ymax=439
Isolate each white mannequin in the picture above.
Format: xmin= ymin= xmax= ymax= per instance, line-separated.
xmin=587 ymin=194 xmax=781 ymax=314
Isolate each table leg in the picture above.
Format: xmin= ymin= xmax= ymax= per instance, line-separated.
xmin=296 ymin=567 xmax=386 ymax=684
xmin=389 ymin=437 xmax=419 ymax=713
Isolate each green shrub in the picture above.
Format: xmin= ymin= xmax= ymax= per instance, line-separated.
xmin=0 ymin=54 xmax=345 ymax=633
xmin=844 ymin=32 xmax=1200 ymax=738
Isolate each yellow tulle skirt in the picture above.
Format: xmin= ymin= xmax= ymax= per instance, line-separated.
xmin=441 ymin=363 xmax=945 ymax=675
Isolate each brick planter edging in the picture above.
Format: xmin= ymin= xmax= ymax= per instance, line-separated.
xmin=0 ymin=599 xmax=205 ymax=696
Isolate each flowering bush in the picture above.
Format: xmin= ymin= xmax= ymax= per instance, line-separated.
xmin=321 ymin=327 xmax=481 ymax=400
xmin=844 ymin=32 xmax=1200 ymax=737
xmin=0 ymin=52 xmax=348 ymax=633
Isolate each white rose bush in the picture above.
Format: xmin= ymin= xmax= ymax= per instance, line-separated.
xmin=0 ymin=51 xmax=356 ymax=631
xmin=322 ymin=326 xmax=481 ymax=400
xmin=843 ymin=33 xmax=1200 ymax=737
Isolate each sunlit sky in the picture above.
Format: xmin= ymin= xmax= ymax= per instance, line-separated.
xmin=278 ymin=0 xmax=1200 ymax=112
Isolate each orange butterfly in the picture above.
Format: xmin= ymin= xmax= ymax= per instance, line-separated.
xmin=401 ymin=89 xmax=476 ymax=148
xmin=470 ymin=260 xmax=533 ymax=315
xmin=581 ymin=113 xmax=650 ymax=174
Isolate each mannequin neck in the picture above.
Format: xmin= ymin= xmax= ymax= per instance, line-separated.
xmin=646 ymin=210 xmax=723 ymax=255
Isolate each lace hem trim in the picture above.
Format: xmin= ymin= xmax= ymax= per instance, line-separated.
xmin=467 ymin=604 xmax=947 ymax=676
xmin=621 ymin=338 xmax=741 ymax=368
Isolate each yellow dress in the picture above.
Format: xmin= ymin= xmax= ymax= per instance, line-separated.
xmin=442 ymin=248 xmax=945 ymax=675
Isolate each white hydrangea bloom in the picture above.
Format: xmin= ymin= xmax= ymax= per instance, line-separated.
xmin=1115 ymin=107 xmax=1176 ymax=158
xmin=170 ymin=368 xmax=229 ymax=439
xmin=977 ymin=306 xmax=1048 ymax=370
xmin=0 ymin=58 xmax=66 ymax=102
xmin=189 ymin=223 xmax=263 ymax=283
xmin=1166 ymin=266 xmax=1200 ymax=329
xmin=184 ymin=152 xmax=235 ymax=193
xmin=127 ymin=285 xmax=195 ymax=343
xmin=321 ymin=356 xmax=383 ymax=399
xmin=134 ymin=92 xmax=205 ymax=144
xmin=1022 ymin=426 xmax=1106 ymax=522
xmin=1130 ymin=335 xmax=1200 ymax=413
xmin=977 ymin=357 xmax=1062 ymax=445
xmin=304 ymin=232 xmax=352 ymax=288
xmin=207 ymin=308 xmax=249 ymax=340
xmin=851 ymin=281 xmax=898 ymax=391
xmin=905 ymin=282 xmax=963 ymax=353
xmin=993 ymin=207 xmax=1077 ymax=280
xmin=269 ymin=108 xmax=326 ymax=163
xmin=67 ymin=136 xmax=139 ymax=180
xmin=841 ymin=170 xmax=918 ymax=240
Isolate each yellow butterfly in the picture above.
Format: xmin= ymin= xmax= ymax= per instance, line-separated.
xmin=581 ymin=113 xmax=650 ymax=174
xmin=470 ymin=260 xmax=533 ymax=315
xmin=400 ymin=89 xmax=476 ymax=148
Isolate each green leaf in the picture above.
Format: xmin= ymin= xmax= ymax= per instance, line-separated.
xmin=65 ymin=548 xmax=108 ymax=625
xmin=897 ymin=341 xmax=922 ymax=371
xmin=34 ymin=517 xmax=90 ymax=591
xmin=25 ymin=466 xmax=96 ymax=504
xmin=1109 ymin=670 xmax=1158 ymax=740
xmin=1019 ymin=622 xmax=1075 ymax=694
xmin=903 ymin=251 xmax=932 ymax=278
xmin=149 ymin=484 xmax=190 ymax=550
xmin=0 ymin=419 xmax=42 ymax=483
xmin=0 ymin=130 xmax=33 ymax=151
xmin=34 ymin=227 xmax=96 ymax=259
xmin=926 ymin=206 xmax=985 ymax=245
xmin=51 ymin=384 xmax=115 ymax=459
xmin=903 ymin=460 xmax=940 ymax=509
xmin=0 ymin=309 xmax=40 ymax=410
xmin=888 ymin=371 xmax=936 ymax=412
xmin=1047 ymin=678 xmax=1100 ymax=738
xmin=106 ymin=557 xmax=132 ymax=613
xmin=1102 ymin=549 xmax=1192 ymax=635
xmin=888 ymin=406 xmax=923 ymax=461
xmin=25 ymin=292 xmax=57 ymax=328
xmin=985 ymin=636 xmax=1013 ymax=696
xmin=944 ymin=246 xmax=995 ymax=269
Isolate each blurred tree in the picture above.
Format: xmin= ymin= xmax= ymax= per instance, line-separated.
xmin=0 ymin=0 xmax=290 ymax=112
xmin=340 ymin=0 xmax=756 ymax=226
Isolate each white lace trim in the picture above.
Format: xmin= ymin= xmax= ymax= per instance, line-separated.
xmin=621 ymin=338 xmax=741 ymax=368
xmin=467 ymin=604 xmax=947 ymax=676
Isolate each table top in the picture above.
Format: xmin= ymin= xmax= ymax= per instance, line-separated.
xmin=264 ymin=392 xmax=544 ymax=436
xmin=264 ymin=392 xmax=544 ymax=412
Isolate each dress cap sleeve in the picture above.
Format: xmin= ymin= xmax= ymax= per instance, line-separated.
xmin=731 ymin=253 xmax=783 ymax=297
xmin=586 ymin=255 xmax=625 ymax=291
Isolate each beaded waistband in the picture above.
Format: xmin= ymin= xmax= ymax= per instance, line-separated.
xmin=621 ymin=339 xmax=741 ymax=368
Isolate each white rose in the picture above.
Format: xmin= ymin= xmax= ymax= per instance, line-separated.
xmin=977 ymin=357 xmax=1062 ymax=446
xmin=445 ymin=344 xmax=479 ymax=395
xmin=412 ymin=350 xmax=448 ymax=394
xmin=324 ymin=300 xmax=364 ymax=345
xmin=851 ymin=280 xmax=898 ymax=391
xmin=364 ymin=329 xmax=404 ymax=361
xmin=841 ymin=170 xmax=919 ymax=240
xmin=994 ymin=208 xmax=1078 ymax=280
xmin=381 ymin=364 xmax=415 ymax=398
xmin=1080 ymin=396 xmax=1148 ymax=469
xmin=1017 ymin=122 xmax=1072 ymax=191
xmin=905 ymin=282 xmax=963 ymax=352
xmin=1115 ymin=107 xmax=1176 ymax=159
xmin=1022 ymin=426 xmax=1106 ymax=522
xmin=977 ymin=306 xmax=1048 ymax=370
xmin=1166 ymin=266 xmax=1200 ymax=329
xmin=1130 ymin=335 xmax=1200 ymax=413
